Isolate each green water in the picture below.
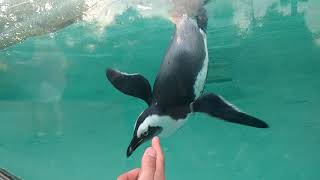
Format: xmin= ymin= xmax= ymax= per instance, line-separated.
xmin=1 ymin=1 xmax=320 ymax=179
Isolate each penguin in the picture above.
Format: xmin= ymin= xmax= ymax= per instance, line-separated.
xmin=106 ymin=8 xmax=269 ymax=157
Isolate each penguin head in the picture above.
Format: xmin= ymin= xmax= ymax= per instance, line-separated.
xmin=127 ymin=107 xmax=163 ymax=157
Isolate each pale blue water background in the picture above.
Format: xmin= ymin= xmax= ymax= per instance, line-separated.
xmin=1 ymin=0 xmax=320 ymax=179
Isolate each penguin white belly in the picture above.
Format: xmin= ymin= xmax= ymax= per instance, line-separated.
xmin=193 ymin=29 xmax=209 ymax=99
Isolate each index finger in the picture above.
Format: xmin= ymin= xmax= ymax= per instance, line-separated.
xmin=152 ymin=136 xmax=165 ymax=180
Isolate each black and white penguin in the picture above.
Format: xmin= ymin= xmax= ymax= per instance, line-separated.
xmin=106 ymin=8 xmax=268 ymax=157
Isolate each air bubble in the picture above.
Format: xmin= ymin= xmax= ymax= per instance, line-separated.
xmin=45 ymin=2 xmax=52 ymax=11
xmin=1 ymin=5 xmax=7 ymax=12
xmin=49 ymin=33 xmax=55 ymax=38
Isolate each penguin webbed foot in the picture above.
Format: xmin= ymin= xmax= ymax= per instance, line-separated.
xmin=191 ymin=93 xmax=269 ymax=128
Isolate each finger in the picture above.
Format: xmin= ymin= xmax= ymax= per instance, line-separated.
xmin=117 ymin=168 xmax=140 ymax=180
xmin=139 ymin=147 xmax=157 ymax=180
xmin=152 ymin=136 xmax=165 ymax=180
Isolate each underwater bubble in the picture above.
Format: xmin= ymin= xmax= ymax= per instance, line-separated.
xmin=1 ymin=4 xmax=7 ymax=12
xmin=45 ymin=2 xmax=53 ymax=11
xmin=66 ymin=38 xmax=75 ymax=48
xmin=86 ymin=44 xmax=96 ymax=52
xmin=129 ymin=16 xmax=135 ymax=22
xmin=49 ymin=33 xmax=55 ymax=39
xmin=137 ymin=4 xmax=152 ymax=11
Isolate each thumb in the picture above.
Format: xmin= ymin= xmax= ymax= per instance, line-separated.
xmin=139 ymin=147 xmax=157 ymax=180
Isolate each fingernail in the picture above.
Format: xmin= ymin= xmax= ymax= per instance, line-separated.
xmin=152 ymin=136 xmax=159 ymax=144
xmin=146 ymin=147 xmax=156 ymax=158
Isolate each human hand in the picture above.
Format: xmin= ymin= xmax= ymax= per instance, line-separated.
xmin=117 ymin=136 xmax=165 ymax=180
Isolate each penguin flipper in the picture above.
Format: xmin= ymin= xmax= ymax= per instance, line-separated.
xmin=106 ymin=68 xmax=152 ymax=105
xmin=192 ymin=93 xmax=269 ymax=128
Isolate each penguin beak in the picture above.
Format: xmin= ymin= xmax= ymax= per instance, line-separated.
xmin=127 ymin=136 xmax=146 ymax=157
xmin=126 ymin=127 xmax=163 ymax=157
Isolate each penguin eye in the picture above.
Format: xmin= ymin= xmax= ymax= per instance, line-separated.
xmin=143 ymin=130 xmax=149 ymax=136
